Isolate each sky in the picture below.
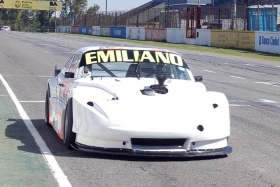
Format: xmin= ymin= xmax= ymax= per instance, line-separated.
xmin=87 ymin=0 xmax=152 ymax=11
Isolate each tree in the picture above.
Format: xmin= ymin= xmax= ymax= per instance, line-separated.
xmin=84 ymin=4 xmax=100 ymax=26
xmin=71 ymin=0 xmax=87 ymax=24
xmin=20 ymin=10 xmax=39 ymax=32
xmin=86 ymin=4 xmax=100 ymax=15
xmin=37 ymin=10 xmax=55 ymax=32
xmin=0 ymin=9 xmax=21 ymax=30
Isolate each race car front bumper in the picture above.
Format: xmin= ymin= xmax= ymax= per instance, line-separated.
xmin=73 ymin=142 xmax=232 ymax=157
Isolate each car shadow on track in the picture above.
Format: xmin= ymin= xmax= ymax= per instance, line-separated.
xmin=5 ymin=118 xmax=228 ymax=162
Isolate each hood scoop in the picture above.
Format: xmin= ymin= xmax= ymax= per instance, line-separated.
xmin=141 ymin=75 xmax=169 ymax=96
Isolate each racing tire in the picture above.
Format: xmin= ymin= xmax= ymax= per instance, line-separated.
xmin=63 ymin=98 xmax=76 ymax=149
xmin=45 ymin=89 xmax=52 ymax=128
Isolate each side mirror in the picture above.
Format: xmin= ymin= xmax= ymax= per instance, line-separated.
xmin=65 ymin=72 xmax=75 ymax=78
xmin=54 ymin=65 xmax=61 ymax=76
xmin=194 ymin=76 xmax=203 ymax=82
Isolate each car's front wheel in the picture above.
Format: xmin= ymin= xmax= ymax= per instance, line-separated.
xmin=45 ymin=88 xmax=52 ymax=128
xmin=63 ymin=98 xmax=76 ymax=149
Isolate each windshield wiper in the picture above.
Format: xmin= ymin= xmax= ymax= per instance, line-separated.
xmin=97 ymin=63 xmax=117 ymax=77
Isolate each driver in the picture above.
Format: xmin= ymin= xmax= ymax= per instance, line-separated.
xmin=156 ymin=63 xmax=173 ymax=78
xmin=82 ymin=66 xmax=92 ymax=78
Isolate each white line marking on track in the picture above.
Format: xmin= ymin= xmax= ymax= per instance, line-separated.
xmin=229 ymin=104 xmax=251 ymax=107
xmin=44 ymin=51 xmax=73 ymax=54
xmin=19 ymin=101 xmax=45 ymax=103
xmin=276 ymin=66 xmax=280 ymax=67
xmin=2 ymin=75 xmax=53 ymax=78
xmin=0 ymin=74 xmax=72 ymax=187
xmin=255 ymin=82 xmax=275 ymax=85
xmin=230 ymin=75 xmax=245 ymax=79
xmin=219 ymin=81 xmax=242 ymax=83
xmin=255 ymin=82 xmax=280 ymax=87
xmin=244 ymin=64 xmax=254 ymax=66
xmin=257 ymin=99 xmax=278 ymax=103
xmin=204 ymin=70 xmax=216 ymax=73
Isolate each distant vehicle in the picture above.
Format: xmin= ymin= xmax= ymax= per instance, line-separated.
xmin=45 ymin=46 xmax=232 ymax=157
xmin=1 ymin=26 xmax=11 ymax=31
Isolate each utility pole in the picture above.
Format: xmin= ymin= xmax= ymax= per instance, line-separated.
xmin=106 ymin=0 xmax=107 ymax=15
xmin=231 ymin=0 xmax=237 ymax=30
xmin=167 ymin=0 xmax=170 ymax=28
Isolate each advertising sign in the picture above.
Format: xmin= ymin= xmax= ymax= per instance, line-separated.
xmin=71 ymin=26 xmax=79 ymax=34
xmin=79 ymin=26 xmax=89 ymax=35
xmin=126 ymin=27 xmax=145 ymax=40
xmin=100 ymin=27 xmax=110 ymax=36
xmin=145 ymin=28 xmax=166 ymax=41
xmin=0 ymin=0 xmax=12 ymax=8
xmin=110 ymin=27 xmax=126 ymax=38
xmin=92 ymin=26 xmax=101 ymax=36
xmin=255 ymin=31 xmax=280 ymax=54
xmin=37 ymin=1 xmax=62 ymax=11
xmin=211 ymin=30 xmax=255 ymax=50
xmin=0 ymin=0 xmax=62 ymax=11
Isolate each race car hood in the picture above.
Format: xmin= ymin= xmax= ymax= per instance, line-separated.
xmin=72 ymin=78 xmax=230 ymax=139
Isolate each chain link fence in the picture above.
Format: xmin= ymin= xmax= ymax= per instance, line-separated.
xmin=58 ymin=3 xmax=278 ymax=31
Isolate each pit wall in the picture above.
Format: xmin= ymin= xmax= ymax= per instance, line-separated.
xmin=57 ymin=26 xmax=280 ymax=55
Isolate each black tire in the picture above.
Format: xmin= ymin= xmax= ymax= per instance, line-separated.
xmin=63 ymin=98 xmax=76 ymax=149
xmin=45 ymin=89 xmax=52 ymax=128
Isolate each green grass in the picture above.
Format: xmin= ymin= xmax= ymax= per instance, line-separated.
xmin=59 ymin=33 xmax=280 ymax=62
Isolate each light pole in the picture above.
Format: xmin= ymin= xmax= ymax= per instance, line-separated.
xmin=167 ymin=0 xmax=170 ymax=28
xmin=106 ymin=0 xmax=107 ymax=15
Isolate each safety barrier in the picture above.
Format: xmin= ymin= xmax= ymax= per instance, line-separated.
xmin=58 ymin=26 xmax=280 ymax=56
xmin=166 ymin=28 xmax=186 ymax=44
xmin=71 ymin=26 xmax=79 ymax=34
xmin=126 ymin=27 xmax=145 ymax=40
xmin=255 ymin=31 xmax=280 ymax=54
xmin=92 ymin=26 xmax=101 ymax=36
xmin=100 ymin=27 xmax=110 ymax=36
xmin=110 ymin=27 xmax=126 ymax=39
xmin=79 ymin=26 xmax=89 ymax=35
xmin=145 ymin=28 xmax=166 ymax=41
xmin=186 ymin=29 xmax=211 ymax=46
xmin=211 ymin=30 xmax=255 ymax=50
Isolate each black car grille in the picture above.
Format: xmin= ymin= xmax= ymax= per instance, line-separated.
xmin=131 ymin=138 xmax=186 ymax=147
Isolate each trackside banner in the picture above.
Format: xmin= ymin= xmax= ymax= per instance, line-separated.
xmin=0 ymin=0 xmax=62 ymax=11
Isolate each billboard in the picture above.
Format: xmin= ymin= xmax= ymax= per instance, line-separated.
xmin=255 ymin=31 xmax=280 ymax=54
xmin=0 ymin=0 xmax=62 ymax=11
xmin=110 ymin=27 xmax=126 ymax=39
xmin=211 ymin=30 xmax=255 ymax=50
xmin=0 ymin=0 xmax=13 ymax=8
xmin=126 ymin=27 xmax=145 ymax=40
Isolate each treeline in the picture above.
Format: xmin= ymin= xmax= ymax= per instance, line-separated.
xmin=0 ymin=0 xmax=100 ymax=32
xmin=0 ymin=9 xmax=56 ymax=32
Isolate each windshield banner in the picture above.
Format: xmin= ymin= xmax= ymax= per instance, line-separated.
xmin=85 ymin=50 xmax=184 ymax=67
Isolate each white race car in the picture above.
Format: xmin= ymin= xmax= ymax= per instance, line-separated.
xmin=45 ymin=46 xmax=232 ymax=157
xmin=1 ymin=26 xmax=11 ymax=31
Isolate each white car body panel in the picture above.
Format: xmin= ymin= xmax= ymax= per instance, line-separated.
xmin=71 ymin=78 xmax=230 ymax=150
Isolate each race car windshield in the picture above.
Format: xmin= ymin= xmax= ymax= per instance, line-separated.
xmin=82 ymin=50 xmax=191 ymax=80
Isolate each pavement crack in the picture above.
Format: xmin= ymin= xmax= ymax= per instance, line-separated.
xmin=140 ymin=166 xmax=146 ymax=172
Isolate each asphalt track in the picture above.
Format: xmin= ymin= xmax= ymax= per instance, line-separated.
xmin=0 ymin=31 xmax=280 ymax=187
